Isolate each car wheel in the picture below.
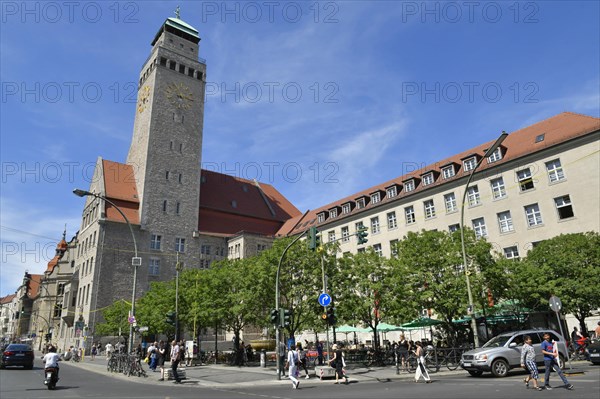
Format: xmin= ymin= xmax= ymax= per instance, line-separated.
xmin=491 ymin=359 xmax=509 ymax=377
xmin=467 ymin=370 xmax=483 ymax=377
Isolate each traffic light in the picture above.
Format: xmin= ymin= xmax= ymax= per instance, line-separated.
xmin=356 ymin=226 xmax=369 ymax=244
xmin=270 ymin=308 xmax=280 ymax=326
xmin=165 ymin=311 xmax=176 ymax=326
xmin=45 ymin=332 xmax=52 ymax=341
xmin=307 ymin=227 xmax=321 ymax=250
xmin=281 ymin=308 xmax=292 ymax=327
xmin=326 ymin=307 xmax=336 ymax=325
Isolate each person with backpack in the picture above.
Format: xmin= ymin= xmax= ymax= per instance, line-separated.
xmin=285 ymin=345 xmax=300 ymax=389
xmin=296 ymin=342 xmax=310 ymax=379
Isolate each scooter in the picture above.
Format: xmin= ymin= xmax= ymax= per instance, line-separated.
xmin=44 ymin=366 xmax=59 ymax=390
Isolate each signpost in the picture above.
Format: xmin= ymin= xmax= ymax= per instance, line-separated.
xmin=549 ymin=295 xmax=572 ymax=370
xmin=318 ymin=293 xmax=332 ymax=307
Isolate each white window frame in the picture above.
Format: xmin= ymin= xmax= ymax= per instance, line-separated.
xmin=342 ymin=203 xmax=351 ymax=214
xmin=463 ymin=157 xmax=477 ymax=172
xmin=341 ymin=226 xmax=350 ymax=242
xmin=422 ymin=173 xmax=434 ymax=186
xmin=524 ymin=203 xmax=543 ymax=227
xmin=150 ymin=234 xmax=162 ymax=250
xmin=546 ymin=159 xmax=565 ymax=183
xmin=373 ymin=243 xmax=383 ymax=257
xmin=386 ymin=186 xmax=397 ymax=198
xmin=487 ymin=147 xmax=503 ymax=163
xmin=554 ymin=195 xmax=574 ymax=219
xmin=442 ymin=165 xmax=455 ymax=179
xmin=503 ymin=246 xmax=520 ymax=260
xmin=317 ymin=213 xmax=325 ymax=223
xmin=497 ymin=211 xmax=514 ymax=233
xmin=424 ymin=199 xmax=436 ymax=219
xmin=472 ymin=217 xmax=487 ymax=238
xmin=490 ymin=177 xmax=506 ymax=199
xmin=448 ymin=224 xmax=460 ymax=233
xmin=404 ymin=180 xmax=415 ymax=192
xmin=387 ymin=211 xmax=397 ymax=229
xmin=405 ymin=206 xmax=416 ymax=224
xmin=444 ymin=192 xmax=457 ymax=213
xmin=467 ymin=185 xmax=481 ymax=206
xmin=517 ymin=168 xmax=535 ymax=191
xmin=371 ymin=216 xmax=380 ymax=234
xmin=328 ymin=230 xmax=336 ymax=242
xmin=329 ymin=209 xmax=338 ymax=219
xmin=390 ymin=239 xmax=399 ymax=256
xmin=371 ymin=192 xmax=381 ymax=204
xmin=148 ymin=258 xmax=160 ymax=275
xmin=175 ymin=237 xmax=186 ymax=252
xmin=356 ymin=198 xmax=366 ymax=209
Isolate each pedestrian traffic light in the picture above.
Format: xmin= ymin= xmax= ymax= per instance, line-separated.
xmin=281 ymin=308 xmax=292 ymax=327
xmin=307 ymin=227 xmax=321 ymax=251
xmin=270 ymin=308 xmax=280 ymax=326
xmin=165 ymin=311 xmax=176 ymax=326
xmin=326 ymin=307 xmax=336 ymax=325
xmin=356 ymin=226 xmax=369 ymax=244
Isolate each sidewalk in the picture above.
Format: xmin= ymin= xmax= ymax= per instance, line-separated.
xmin=63 ymin=356 xmax=462 ymax=388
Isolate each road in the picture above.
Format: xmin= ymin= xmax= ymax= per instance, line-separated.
xmin=2 ymin=361 xmax=599 ymax=399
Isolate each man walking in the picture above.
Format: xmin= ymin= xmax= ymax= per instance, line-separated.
xmin=170 ymin=340 xmax=182 ymax=384
xmin=541 ymin=333 xmax=573 ymax=390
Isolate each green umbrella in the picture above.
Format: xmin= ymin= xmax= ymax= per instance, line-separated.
xmin=375 ymin=322 xmax=405 ymax=332
xmin=401 ymin=317 xmax=443 ymax=329
xmin=333 ymin=324 xmax=369 ymax=333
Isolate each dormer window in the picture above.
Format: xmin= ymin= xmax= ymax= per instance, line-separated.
xmin=487 ymin=147 xmax=503 ymax=163
xmin=386 ymin=186 xmax=398 ymax=198
xmin=404 ymin=180 xmax=415 ymax=192
xmin=329 ymin=208 xmax=338 ymax=219
xmin=371 ymin=192 xmax=381 ymax=204
xmin=442 ymin=165 xmax=455 ymax=179
xmin=463 ymin=157 xmax=477 ymax=172
xmin=422 ymin=173 xmax=434 ymax=186
xmin=356 ymin=198 xmax=366 ymax=209
xmin=342 ymin=203 xmax=352 ymax=214
xmin=317 ymin=213 xmax=325 ymax=223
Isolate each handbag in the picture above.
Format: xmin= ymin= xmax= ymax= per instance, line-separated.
xmin=144 ymin=356 xmax=149 ymax=363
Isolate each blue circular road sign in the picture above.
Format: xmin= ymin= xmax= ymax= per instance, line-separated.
xmin=318 ymin=293 xmax=332 ymax=307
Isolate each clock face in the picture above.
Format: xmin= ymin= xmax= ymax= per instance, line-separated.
xmin=166 ymin=82 xmax=193 ymax=110
xmin=137 ymin=85 xmax=151 ymax=113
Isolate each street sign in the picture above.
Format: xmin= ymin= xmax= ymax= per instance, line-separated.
xmin=549 ymin=295 xmax=562 ymax=313
xmin=138 ymin=326 xmax=148 ymax=332
xmin=128 ymin=316 xmax=136 ymax=324
xmin=318 ymin=293 xmax=332 ymax=307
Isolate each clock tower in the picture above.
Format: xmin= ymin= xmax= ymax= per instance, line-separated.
xmin=126 ymin=13 xmax=206 ymax=265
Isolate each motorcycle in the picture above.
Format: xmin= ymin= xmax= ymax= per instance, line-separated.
xmin=44 ymin=366 xmax=59 ymax=390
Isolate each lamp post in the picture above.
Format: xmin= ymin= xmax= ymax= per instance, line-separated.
xmin=73 ymin=189 xmax=141 ymax=353
xmin=459 ymin=131 xmax=508 ymax=348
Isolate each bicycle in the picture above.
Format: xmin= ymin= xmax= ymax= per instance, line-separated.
xmin=362 ymin=349 xmax=393 ymax=367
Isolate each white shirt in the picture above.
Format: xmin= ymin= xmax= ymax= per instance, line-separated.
xmin=43 ymin=353 xmax=61 ymax=368
xmin=287 ymin=349 xmax=298 ymax=371
xmin=105 ymin=343 xmax=113 ymax=353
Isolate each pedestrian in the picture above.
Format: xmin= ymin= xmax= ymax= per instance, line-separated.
xmin=541 ymin=333 xmax=573 ymax=390
xmin=296 ymin=342 xmax=310 ymax=379
xmin=414 ymin=341 xmax=431 ymax=383
xmin=285 ymin=344 xmax=300 ymax=389
xmin=147 ymin=341 xmax=158 ymax=372
xmin=398 ymin=334 xmax=410 ymax=371
xmin=595 ymin=321 xmax=600 ymax=339
xmin=278 ymin=341 xmax=286 ymax=377
xmin=157 ymin=341 xmax=166 ymax=381
xmin=170 ymin=340 xmax=182 ymax=384
xmin=571 ymin=327 xmax=583 ymax=351
xmin=521 ymin=335 xmax=542 ymax=391
xmin=329 ymin=344 xmax=349 ymax=385
xmin=316 ymin=341 xmax=324 ymax=365
xmin=91 ymin=344 xmax=97 ymax=361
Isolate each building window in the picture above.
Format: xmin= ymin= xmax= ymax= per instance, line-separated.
xmin=442 ymin=165 xmax=455 ymax=179
xmin=148 ymin=258 xmax=160 ymax=275
xmin=329 ymin=209 xmax=338 ymax=219
xmin=175 ymin=202 xmax=181 ymax=215
xmin=201 ymin=244 xmax=211 ymax=255
xmin=404 ymin=180 xmax=415 ymax=192
xmin=490 ymin=177 xmax=506 ymax=200
xmin=342 ymin=204 xmax=351 ymax=214
xmin=444 ymin=193 xmax=457 ymax=213
xmin=487 ymin=147 xmax=503 ymax=163
xmin=371 ymin=192 xmax=381 ymax=204
xmin=317 ymin=213 xmax=325 ymax=223
xmin=387 ymin=212 xmax=397 ymax=229
xmin=525 ymin=203 xmax=543 ymax=227
xmin=404 ymin=206 xmax=416 ymax=224
xmin=472 ymin=217 xmax=487 ymax=238
xmin=535 ymin=133 xmax=545 ymax=143
xmin=356 ymin=198 xmax=366 ymax=209
xmin=424 ymin=199 xmax=436 ymax=219
xmin=448 ymin=224 xmax=460 ymax=233
xmin=53 ymin=303 xmax=62 ymax=318
xmin=162 ymin=200 xmax=167 ymax=212
xmin=371 ymin=216 xmax=380 ymax=234
xmin=390 ymin=239 xmax=399 ymax=256
xmin=175 ymin=237 xmax=186 ymax=252
xmin=57 ymin=283 xmax=65 ymax=295
xmin=166 ymin=170 xmax=170 ymax=180
xmin=554 ymin=195 xmax=574 ymax=219
xmin=386 ymin=186 xmax=397 ymax=198
xmin=497 ymin=211 xmax=514 ymax=233
xmin=422 ymin=173 xmax=434 ymax=186
xmin=373 ymin=244 xmax=383 ymax=257
xmin=463 ymin=157 xmax=477 ymax=172
xmin=467 ymin=185 xmax=481 ymax=206
xmin=546 ymin=159 xmax=565 ymax=183
xmin=517 ymin=168 xmax=535 ymax=191
xmin=503 ymin=246 xmax=520 ymax=260
xmin=341 ymin=226 xmax=350 ymax=242
xmin=328 ymin=231 xmax=336 ymax=242
xmin=178 ymin=173 xmax=182 ymax=184
xmin=150 ymin=234 xmax=162 ymax=250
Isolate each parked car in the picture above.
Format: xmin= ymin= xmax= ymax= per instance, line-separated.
xmin=587 ymin=338 xmax=600 ymax=365
xmin=0 ymin=343 xmax=34 ymax=369
xmin=461 ymin=329 xmax=568 ymax=377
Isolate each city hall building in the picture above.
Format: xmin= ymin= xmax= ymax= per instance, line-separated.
xmin=3 ymin=13 xmax=599 ymax=350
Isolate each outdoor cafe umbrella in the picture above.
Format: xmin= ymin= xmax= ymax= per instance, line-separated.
xmin=375 ymin=322 xmax=405 ymax=332
xmin=400 ymin=317 xmax=443 ymax=329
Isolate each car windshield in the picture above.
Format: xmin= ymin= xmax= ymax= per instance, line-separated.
xmin=482 ymin=335 xmax=512 ymax=348
xmin=6 ymin=344 xmax=32 ymax=351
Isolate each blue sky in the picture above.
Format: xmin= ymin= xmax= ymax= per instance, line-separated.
xmin=1 ymin=0 xmax=599 ymax=296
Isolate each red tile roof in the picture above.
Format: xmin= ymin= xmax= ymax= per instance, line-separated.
xmin=102 ymin=160 xmax=141 ymax=225
xmin=26 ymin=274 xmax=43 ymax=299
xmin=279 ymin=112 xmax=600 ymax=236
xmin=0 ymin=294 xmax=16 ymax=304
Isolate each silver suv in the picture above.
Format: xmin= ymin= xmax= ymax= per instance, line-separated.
xmin=461 ymin=329 xmax=568 ymax=377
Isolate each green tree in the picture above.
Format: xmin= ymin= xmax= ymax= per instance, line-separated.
xmin=135 ymin=280 xmax=176 ymax=339
xmin=94 ymin=299 xmax=131 ymax=337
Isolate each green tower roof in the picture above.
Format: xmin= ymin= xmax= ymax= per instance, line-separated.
xmin=152 ymin=16 xmax=200 ymax=46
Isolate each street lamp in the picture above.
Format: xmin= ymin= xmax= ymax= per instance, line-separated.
xmin=459 ymin=131 xmax=508 ymax=348
xmin=73 ymin=189 xmax=141 ymax=353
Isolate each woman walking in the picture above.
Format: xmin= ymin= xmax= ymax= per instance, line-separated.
xmin=329 ymin=344 xmax=349 ymax=385
xmin=296 ymin=342 xmax=310 ymax=379
xmin=157 ymin=341 xmax=166 ymax=381
xmin=414 ymin=341 xmax=431 ymax=383
xmin=285 ymin=345 xmax=300 ymax=389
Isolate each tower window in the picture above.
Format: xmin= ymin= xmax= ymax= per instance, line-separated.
xmin=160 ymin=57 xmax=167 ymax=67
xmin=179 ymin=64 xmax=185 ymax=74
xmin=178 ymin=173 xmax=182 ymax=183
xmin=166 ymin=171 xmax=170 ymax=180
xmin=169 ymin=62 xmax=176 ymax=70
xmin=188 ymin=68 xmax=195 ymax=77
xmin=179 ymin=143 xmax=183 ymax=153
xmin=176 ymin=202 xmax=181 ymax=215
xmin=170 ymin=141 xmax=174 ymax=150
xmin=162 ymin=200 xmax=167 ymax=212
xmin=196 ymin=72 xmax=203 ymax=80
